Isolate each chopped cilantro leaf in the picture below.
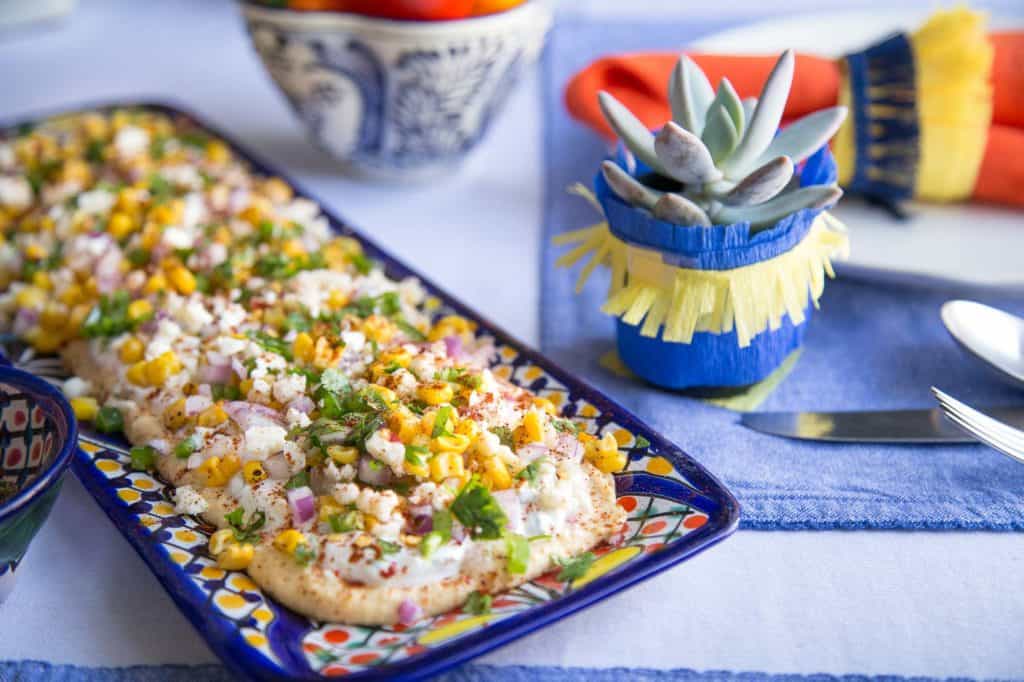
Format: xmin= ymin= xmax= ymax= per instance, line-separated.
xmin=245 ymin=330 xmax=292 ymax=360
xmin=450 ymin=478 xmax=507 ymax=540
xmin=465 ymin=591 xmax=492 ymax=615
xmin=551 ymin=418 xmax=580 ymax=434
xmin=378 ymin=539 xmax=401 ymax=555
xmin=504 ymin=533 xmax=529 ymax=574
xmin=395 ymin=318 xmax=426 ymax=341
xmin=284 ymin=470 xmax=309 ymax=490
xmin=555 ymin=552 xmax=596 ymax=583
xmin=294 ymin=543 xmax=317 ymax=566
xmin=225 ymin=507 xmax=266 ymax=543
xmin=490 ymin=426 xmax=515 ymax=449
xmin=515 ymin=456 xmax=547 ymax=484
xmin=328 ymin=510 xmax=363 ymax=533
xmin=432 ymin=405 xmax=454 ymax=438
xmin=404 ymin=444 xmax=428 ymax=467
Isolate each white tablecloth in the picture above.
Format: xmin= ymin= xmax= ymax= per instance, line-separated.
xmin=2 ymin=1 xmax=1023 ymax=677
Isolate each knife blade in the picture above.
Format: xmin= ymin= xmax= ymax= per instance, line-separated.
xmin=740 ymin=407 xmax=1024 ymax=443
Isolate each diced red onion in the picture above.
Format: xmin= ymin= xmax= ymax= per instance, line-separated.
xmin=228 ymin=188 xmax=250 ymax=214
xmin=288 ymin=395 xmax=314 ymax=414
xmin=492 ymin=489 xmax=523 ymax=526
xmin=184 ymin=395 xmax=212 ymax=416
xmin=517 ymin=443 xmax=550 ymax=462
xmin=552 ymin=431 xmax=583 ymax=460
xmin=263 ymin=453 xmax=291 ymax=480
xmin=358 ymin=457 xmax=392 ymax=487
xmin=397 ymin=599 xmax=422 ymax=626
xmin=407 ymin=505 xmax=434 ymax=535
xmin=197 ymin=383 xmax=213 ymax=398
xmin=443 ymin=335 xmax=463 ymax=359
xmin=231 ymin=356 xmax=248 ymax=380
xmin=450 ymin=521 xmax=467 ymax=543
xmin=199 ymin=361 xmax=232 ymax=385
xmin=223 ymin=401 xmax=283 ymax=429
xmin=13 ymin=308 xmax=39 ymax=336
xmin=287 ymin=486 xmax=316 ymax=525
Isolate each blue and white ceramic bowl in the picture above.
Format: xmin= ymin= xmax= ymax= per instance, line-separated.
xmin=241 ymin=1 xmax=552 ymax=180
xmin=0 ymin=360 xmax=76 ymax=603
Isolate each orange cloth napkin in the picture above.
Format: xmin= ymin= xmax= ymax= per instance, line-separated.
xmin=565 ymin=36 xmax=1024 ymax=207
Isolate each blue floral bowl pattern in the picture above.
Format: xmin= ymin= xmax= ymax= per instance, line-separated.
xmin=241 ymin=2 xmax=552 ymax=180
xmin=0 ymin=360 xmax=77 ymax=603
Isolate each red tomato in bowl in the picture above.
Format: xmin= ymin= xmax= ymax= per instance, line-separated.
xmin=335 ymin=0 xmax=476 ymax=20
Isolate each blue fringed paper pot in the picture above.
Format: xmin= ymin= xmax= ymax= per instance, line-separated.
xmin=555 ymin=146 xmax=848 ymax=390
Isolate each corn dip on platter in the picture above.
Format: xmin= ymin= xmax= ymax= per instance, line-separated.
xmin=0 ymin=108 xmax=628 ymax=625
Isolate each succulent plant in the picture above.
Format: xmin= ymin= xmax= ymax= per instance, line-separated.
xmin=598 ymin=50 xmax=847 ymax=230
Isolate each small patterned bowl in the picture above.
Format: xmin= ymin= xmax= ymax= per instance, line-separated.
xmin=240 ymin=1 xmax=552 ymax=180
xmin=0 ymin=361 xmax=77 ymax=603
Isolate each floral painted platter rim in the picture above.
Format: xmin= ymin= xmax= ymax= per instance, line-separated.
xmin=1 ymin=100 xmax=740 ymax=681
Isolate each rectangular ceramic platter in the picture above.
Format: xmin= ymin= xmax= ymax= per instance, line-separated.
xmin=4 ymin=102 xmax=740 ymax=681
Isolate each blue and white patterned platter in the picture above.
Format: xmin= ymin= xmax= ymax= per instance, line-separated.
xmin=3 ymin=102 xmax=740 ymax=681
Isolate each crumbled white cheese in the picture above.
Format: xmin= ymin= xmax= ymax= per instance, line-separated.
xmin=364 ymin=429 xmax=405 ymax=473
xmin=161 ymin=226 xmax=195 ymax=250
xmin=178 ymin=299 xmax=214 ymax=334
xmin=356 ymin=487 xmax=400 ymax=521
xmin=243 ymin=424 xmax=287 ymax=459
xmin=272 ymin=373 xmax=306 ymax=404
xmin=62 ymin=376 xmax=92 ymax=399
xmin=285 ymin=407 xmax=311 ymax=429
xmin=114 ymin=125 xmax=149 ymax=159
xmin=0 ymin=176 xmax=32 ymax=210
xmin=214 ymin=335 xmax=248 ymax=356
xmin=76 ymin=188 xmax=115 ymax=215
xmin=173 ymin=485 xmax=208 ymax=515
xmin=333 ymin=482 xmax=359 ymax=506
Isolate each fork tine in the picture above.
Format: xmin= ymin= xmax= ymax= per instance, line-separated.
xmin=932 ymin=388 xmax=1024 ymax=450
xmin=942 ymin=411 xmax=1024 ymax=465
xmin=932 ymin=388 xmax=1024 ymax=464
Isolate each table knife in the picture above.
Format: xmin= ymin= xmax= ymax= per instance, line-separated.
xmin=740 ymin=407 xmax=1024 ymax=443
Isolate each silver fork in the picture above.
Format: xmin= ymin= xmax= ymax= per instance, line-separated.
xmin=932 ymin=387 xmax=1024 ymax=465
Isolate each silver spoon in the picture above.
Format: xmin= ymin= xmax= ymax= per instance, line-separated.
xmin=941 ymin=300 xmax=1024 ymax=388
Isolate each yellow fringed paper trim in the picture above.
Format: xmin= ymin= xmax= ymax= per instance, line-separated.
xmin=835 ymin=7 xmax=994 ymax=202
xmin=555 ymin=198 xmax=849 ymax=348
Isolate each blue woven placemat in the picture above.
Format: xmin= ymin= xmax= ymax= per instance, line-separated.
xmin=0 ymin=662 xmax=999 ymax=682
xmin=540 ymin=17 xmax=1024 ymax=531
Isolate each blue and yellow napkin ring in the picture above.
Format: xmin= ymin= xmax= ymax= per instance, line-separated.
xmin=556 ymin=146 xmax=848 ymax=390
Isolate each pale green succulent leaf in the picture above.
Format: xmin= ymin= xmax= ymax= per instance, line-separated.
xmin=669 ymin=56 xmax=715 ymax=135
xmin=720 ymin=50 xmax=795 ymax=178
xmin=720 ymin=156 xmax=794 ymax=206
xmin=652 ymin=193 xmax=712 ymax=227
xmin=654 ymin=121 xmax=722 ymax=184
xmin=741 ymin=97 xmax=757 ymax=125
xmin=598 ymin=91 xmax=665 ymax=175
xmin=701 ymin=104 xmax=739 ymax=165
xmin=601 ymin=161 xmax=662 ymax=211
xmin=756 ymin=106 xmax=848 ymax=166
xmin=712 ymin=185 xmax=842 ymax=229
xmin=716 ymin=78 xmax=745 ymax=136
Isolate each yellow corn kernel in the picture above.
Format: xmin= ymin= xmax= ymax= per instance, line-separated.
xmin=198 ymin=456 xmax=222 ymax=483
xmin=148 ymin=202 xmax=177 ymax=226
xmin=243 ymin=460 xmax=268 ymax=484
xmin=454 ymin=419 xmax=480 ymax=441
xmin=81 ymin=276 xmax=99 ymax=298
xmin=217 ymin=542 xmax=254 ymax=570
xmin=70 ymin=396 xmax=99 ymax=421
xmin=239 ymin=378 xmax=254 ymax=396
xmin=206 ymin=140 xmax=230 ymax=164
xmin=311 ymin=336 xmax=341 ymax=370
xmin=482 ymin=456 xmax=512 ymax=490
xmin=127 ymin=299 xmax=152 ymax=322
xmin=107 ymin=211 xmax=136 ymax=239
xmin=262 ymin=177 xmax=293 ymax=203
xmin=23 ymin=243 xmax=46 ymax=260
xmin=281 ymin=239 xmax=305 ymax=258
xmin=532 ymin=397 xmax=557 ymax=415
xmin=590 ymin=447 xmax=628 ymax=474
xmin=39 ymin=304 xmax=68 ymax=330
xmin=208 ymin=528 xmax=236 ymax=556
xmin=59 ymin=158 xmax=92 ymax=185
xmin=429 ymin=452 xmax=465 ymax=483
xmin=379 ymin=347 xmax=412 ymax=369
xmin=405 ymin=461 xmax=429 ymax=479
xmin=145 ymin=351 xmax=181 ymax=386
xmin=59 ymin=283 xmax=83 ymax=306
xmin=431 ymin=433 xmax=471 ymax=455
xmin=126 ymin=361 xmax=149 ymax=386
xmin=366 ymin=384 xmax=396 ymax=405
xmin=144 ymin=272 xmax=167 ymax=294
xmin=388 ymin=410 xmax=420 ymax=443
xmin=31 ymin=271 xmax=52 ymax=290
xmin=362 ymin=315 xmax=395 ymax=344
xmin=273 ymin=529 xmax=305 ymax=556
xmin=326 ymin=289 xmax=349 ymax=309
xmin=14 ymin=286 xmax=46 ymax=309
xmin=417 ymin=381 xmax=453 ymax=406
xmin=81 ymin=113 xmax=109 ymax=140
xmin=292 ymin=332 xmax=314 ymax=364
xmin=163 ymin=398 xmax=190 ymax=430
xmin=206 ymin=455 xmax=240 ymax=487
xmin=419 ymin=409 xmax=453 ymax=437
xmin=166 ymin=265 xmax=196 ymax=295
xmin=237 ymin=203 xmax=265 ymax=226
xmin=317 ymin=495 xmax=343 ymax=523
xmin=115 ymin=187 xmax=139 ymax=212
xmin=428 ymin=315 xmax=477 ymax=342
xmin=577 ymin=432 xmax=596 ymax=443
xmin=326 ymin=445 xmax=359 ymax=465
xmin=522 ymin=409 xmax=545 ymax=443
xmin=198 ymin=403 xmax=228 ymax=427
xmin=119 ymin=336 xmax=145 ymax=364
